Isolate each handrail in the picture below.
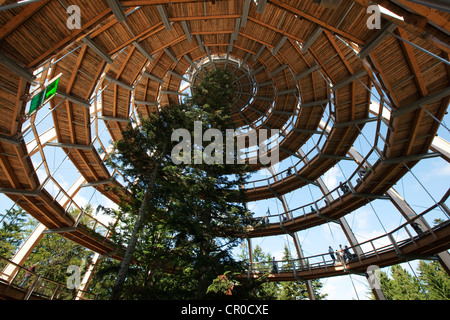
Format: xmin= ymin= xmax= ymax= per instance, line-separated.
xmin=0 ymin=255 xmax=94 ymax=300
xmin=242 ymin=144 xmax=397 ymax=229
xmin=245 ymin=173 xmax=360 ymax=226
xmin=245 ymin=199 xmax=450 ymax=276
xmin=241 ymin=103 xmax=353 ymax=190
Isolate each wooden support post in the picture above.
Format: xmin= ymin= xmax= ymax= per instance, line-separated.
xmin=1 ymin=224 xmax=47 ymax=282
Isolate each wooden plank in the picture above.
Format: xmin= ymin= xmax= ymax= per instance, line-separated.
xmin=0 ymin=0 xmax=52 ymax=41
xmin=269 ymin=0 xmax=364 ymax=45
xmin=396 ymin=28 xmax=428 ymax=97
xmin=0 ymin=145 xmax=20 ymax=188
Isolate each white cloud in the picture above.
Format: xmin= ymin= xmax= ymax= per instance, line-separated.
xmin=36 ymin=167 xmax=48 ymax=183
xmin=247 ymin=201 xmax=259 ymax=214
xmin=323 ymin=166 xmax=343 ymax=190
xmin=73 ymin=193 xmax=89 ymax=208
xmin=322 ymin=275 xmax=370 ymax=300
xmin=352 ymin=207 xmax=373 ymax=232
xmin=429 ymin=161 xmax=450 ymax=178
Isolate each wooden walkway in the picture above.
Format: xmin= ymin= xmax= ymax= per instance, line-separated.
xmin=243 ymin=219 xmax=450 ymax=282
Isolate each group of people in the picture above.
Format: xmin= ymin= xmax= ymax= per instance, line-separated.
xmin=328 ymin=244 xmax=355 ymax=265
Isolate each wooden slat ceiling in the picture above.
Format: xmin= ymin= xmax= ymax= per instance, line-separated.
xmin=0 ymin=0 xmax=448 ymax=254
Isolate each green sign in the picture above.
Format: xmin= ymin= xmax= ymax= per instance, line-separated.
xmin=44 ymin=77 xmax=59 ymax=101
xmin=29 ymin=90 xmax=44 ymax=115
xmin=28 ymin=77 xmax=60 ymax=115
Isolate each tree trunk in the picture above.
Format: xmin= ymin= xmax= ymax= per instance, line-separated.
xmin=110 ymin=165 xmax=160 ymax=300
xmin=110 ymin=136 xmax=170 ymax=300
xmin=110 ymin=189 xmax=152 ymax=299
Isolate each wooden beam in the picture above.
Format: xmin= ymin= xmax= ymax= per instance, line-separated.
xmin=396 ymin=27 xmax=428 ymax=97
xmin=269 ymin=0 xmax=364 ymax=45
xmin=324 ymin=30 xmax=353 ymax=74
xmin=404 ymin=108 xmax=424 ymax=156
xmin=396 ymin=0 xmax=450 ymax=32
xmin=11 ymin=78 xmax=29 ymax=136
xmin=0 ymin=0 xmax=51 ymax=41
xmin=27 ymin=8 xmax=111 ymax=68
xmin=66 ymin=100 xmax=76 ymax=144
xmin=0 ymin=145 xmax=21 ymax=188
xmin=76 ymin=149 xmax=100 ymax=181
xmin=66 ymin=46 xmax=87 ymax=93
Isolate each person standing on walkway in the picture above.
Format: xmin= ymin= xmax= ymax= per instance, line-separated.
xmin=272 ymin=257 xmax=278 ymax=273
xmin=328 ymin=246 xmax=335 ymax=264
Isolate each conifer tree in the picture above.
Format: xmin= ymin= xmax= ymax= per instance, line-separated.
xmin=418 ymin=260 xmax=450 ymax=300
xmin=279 ymin=244 xmax=327 ymax=300
xmin=0 ymin=208 xmax=30 ymax=259
xmin=104 ymin=68 xmax=253 ymax=299
xmin=369 ymin=264 xmax=426 ymax=300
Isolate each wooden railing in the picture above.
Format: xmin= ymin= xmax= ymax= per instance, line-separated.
xmin=0 ymin=255 xmax=95 ymax=300
xmin=244 ymin=195 xmax=450 ymax=277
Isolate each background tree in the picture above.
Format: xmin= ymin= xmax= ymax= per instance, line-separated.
xmin=418 ymin=260 xmax=450 ymax=300
xmin=369 ymin=264 xmax=426 ymax=300
xmin=0 ymin=208 xmax=32 ymax=259
xmin=279 ymin=244 xmax=327 ymax=300
xmin=367 ymin=218 xmax=450 ymax=300
xmin=227 ymin=242 xmax=326 ymax=300
xmin=370 ymin=260 xmax=450 ymax=300
xmin=0 ymin=206 xmax=94 ymax=299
